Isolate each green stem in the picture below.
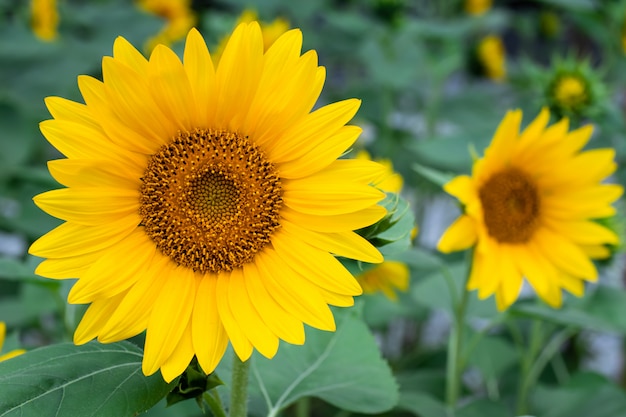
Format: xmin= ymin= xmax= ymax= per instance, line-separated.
xmin=295 ymin=397 xmax=310 ymax=417
xmin=446 ymin=283 xmax=470 ymax=412
xmin=515 ymin=320 xmax=544 ymax=415
xmin=203 ymin=391 xmax=227 ymax=417
xmin=230 ymin=356 xmax=251 ymax=417
xmin=444 ymin=251 xmax=473 ymax=414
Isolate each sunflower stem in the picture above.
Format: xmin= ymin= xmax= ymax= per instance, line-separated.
xmin=444 ymin=252 xmax=472 ymax=413
xmin=203 ymin=391 xmax=227 ymax=417
xmin=516 ymin=325 xmax=574 ymax=415
xmin=230 ymin=355 xmax=251 ymax=417
xmin=515 ymin=319 xmax=544 ymax=415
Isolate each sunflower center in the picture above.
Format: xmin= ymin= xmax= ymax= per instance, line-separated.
xmin=478 ymin=167 xmax=540 ymax=243
xmin=139 ymin=129 xmax=282 ymax=274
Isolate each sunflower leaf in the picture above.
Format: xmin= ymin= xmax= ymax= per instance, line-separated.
xmin=218 ymin=311 xmax=398 ymax=415
xmin=0 ymin=341 xmax=175 ymax=417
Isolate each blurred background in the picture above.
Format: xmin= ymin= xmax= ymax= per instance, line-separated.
xmin=2 ymin=0 xmax=626 ymax=416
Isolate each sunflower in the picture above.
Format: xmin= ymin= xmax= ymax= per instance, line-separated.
xmin=29 ymin=23 xmax=386 ymax=382
xmin=476 ymin=35 xmax=506 ymax=82
xmin=0 ymin=322 xmax=25 ymax=362
xmin=137 ymin=0 xmax=196 ymax=52
xmin=31 ymin=0 xmax=59 ymax=42
xmin=358 ymin=261 xmax=410 ymax=301
xmin=437 ymin=108 xmax=622 ymax=310
xmin=464 ymin=0 xmax=492 ymax=15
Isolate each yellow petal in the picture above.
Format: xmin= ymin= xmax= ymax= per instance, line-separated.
xmin=68 ymin=229 xmax=156 ymax=304
xmin=283 ymin=181 xmax=385 ymax=216
xmin=443 ymin=175 xmax=475 ymax=204
xmin=281 ymin=220 xmax=383 ymax=263
xmin=192 ymin=274 xmax=229 ymax=375
xmin=113 ymin=35 xmax=149 ymax=75
xmin=215 ymin=272 xmax=254 ymax=361
xmin=74 ymin=293 xmax=126 ymax=344
xmin=29 ymin=214 xmax=139 ymax=258
xmin=33 ymin=188 xmax=139 ymax=226
xmin=254 ymin=249 xmax=336 ymax=331
xmin=272 ymin=233 xmax=363 ymax=295
xmin=437 ymin=215 xmax=477 ymax=253
xmin=98 ymin=254 xmax=172 ymax=343
xmin=242 ymin=262 xmax=305 ymax=345
xmin=228 ymin=268 xmax=279 ymax=359
xmin=278 ymin=125 xmax=362 ymax=179
xmin=183 ymin=28 xmax=216 ymax=128
xmin=160 ymin=320 xmax=195 ymax=383
xmin=143 ymin=267 xmax=198 ymax=376
xmin=148 ymin=44 xmax=195 ymax=132
xmin=534 ymin=228 xmax=597 ymax=281
xmin=269 ymin=99 xmax=361 ymax=162
xmin=280 ymin=205 xmax=386 ymax=233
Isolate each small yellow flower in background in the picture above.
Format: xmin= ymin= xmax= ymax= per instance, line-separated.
xmin=0 ymin=322 xmax=25 ymax=362
xmin=137 ymin=0 xmax=196 ymax=52
xmin=29 ymin=23 xmax=387 ymax=382
xmin=465 ymin=0 xmax=492 ymax=16
xmin=438 ymin=108 xmax=622 ymax=311
xmin=356 ymin=150 xmax=403 ymax=194
xmin=543 ymin=59 xmax=603 ymax=119
xmin=213 ymin=9 xmax=289 ymax=65
xmin=552 ymin=75 xmax=588 ymax=112
xmin=31 ymin=0 xmax=59 ymax=42
xmin=359 ymin=261 xmax=410 ymax=301
xmin=476 ymin=35 xmax=506 ymax=81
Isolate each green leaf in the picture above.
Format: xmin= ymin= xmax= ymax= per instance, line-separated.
xmin=532 ymin=372 xmax=626 ymax=417
xmin=396 ymin=391 xmax=448 ymax=417
xmin=456 ymin=399 xmax=511 ymax=417
xmin=0 ymin=341 xmax=174 ymax=417
xmin=465 ymin=334 xmax=519 ymax=379
xmin=412 ymin=163 xmax=454 ymax=188
xmin=510 ymin=285 xmax=626 ymax=334
xmin=220 ymin=312 xmax=398 ymax=415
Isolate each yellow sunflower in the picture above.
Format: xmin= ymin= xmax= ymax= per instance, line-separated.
xmin=29 ymin=23 xmax=386 ymax=382
xmin=476 ymin=35 xmax=506 ymax=82
xmin=464 ymin=0 xmax=492 ymax=15
xmin=137 ymin=0 xmax=196 ymax=52
xmin=437 ymin=108 xmax=622 ymax=310
xmin=212 ymin=9 xmax=289 ymax=65
xmin=358 ymin=261 xmax=410 ymax=301
xmin=0 ymin=322 xmax=25 ymax=362
xmin=31 ymin=0 xmax=59 ymax=42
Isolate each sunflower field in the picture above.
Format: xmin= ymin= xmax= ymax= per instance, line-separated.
xmin=2 ymin=0 xmax=626 ymax=416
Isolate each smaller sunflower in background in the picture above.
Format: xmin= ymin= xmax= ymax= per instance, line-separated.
xmin=544 ymin=58 xmax=606 ymax=119
xmin=474 ymin=35 xmax=506 ymax=82
xmin=30 ymin=0 xmax=59 ymax=42
xmin=137 ymin=0 xmax=196 ymax=52
xmin=355 ymin=150 xmax=411 ymax=301
xmin=0 ymin=322 xmax=25 ymax=363
xmin=464 ymin=0 xmax=492 ymax=16
xmin=438 ymin=108 xmax=622 ymax=310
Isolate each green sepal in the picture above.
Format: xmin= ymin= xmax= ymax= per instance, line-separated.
xmin=166 ymin=357 xmax=224 ymax=407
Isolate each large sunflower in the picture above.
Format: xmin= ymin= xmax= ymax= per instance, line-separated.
xmin=438 ymin=109 xmax=622 ymax=310
xmin=29 ymin=23 xmax=386 ymax=382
